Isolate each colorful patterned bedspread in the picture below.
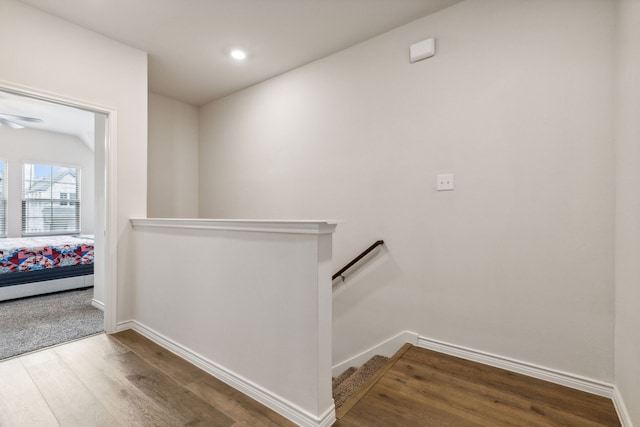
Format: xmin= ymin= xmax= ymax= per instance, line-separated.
xmin=0 ymin=236 xmax=94 ymax=274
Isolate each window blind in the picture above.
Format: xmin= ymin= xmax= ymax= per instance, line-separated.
xmin=22 ymin=163 xmax=80 ymax=236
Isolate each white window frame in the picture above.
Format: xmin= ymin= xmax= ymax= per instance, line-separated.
xmin=22 ymin=162 xmax=81 ymax=236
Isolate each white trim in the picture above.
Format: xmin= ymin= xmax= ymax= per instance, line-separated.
xmin=0 ymin=81 xmax=113 ymax=115
xmin=91 ymin=298 xmax=105 ymax=311
xmin=315 ymin=405 xmax=337 ymax=427
xmin=115 ymin=321 xmax=336 ymax=427
xmin=417 ymin=335 xmax=615 ymax=398
xmin=114 ymin=320 xmax=135 ymax=332
xmin=613 ymin=386 xmax=633 ymax=427
xmin=332 ymin=331 xmax=417 ymax=376
xmin=130 ymin=218 xmax=340 ymax=235
xmin=103 ymin=111 xmax=117 ymax=334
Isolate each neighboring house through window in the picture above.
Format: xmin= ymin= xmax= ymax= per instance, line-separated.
xmin=0 ymin=160 xmax=6 ymax=237
xmin=59 ymin=192 xmax=73 ymax=205
xmin=22 ymin=163 xmax=80 ymax=236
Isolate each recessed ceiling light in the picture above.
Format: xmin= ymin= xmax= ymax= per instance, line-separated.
xmin=230 ymin=49 xmax=247 ymax=61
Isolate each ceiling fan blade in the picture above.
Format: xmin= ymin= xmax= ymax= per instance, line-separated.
xmin=0 ymin=117 xmax=25 ymax=129
xmin=0 ymin=113 xmax=43 ymax=123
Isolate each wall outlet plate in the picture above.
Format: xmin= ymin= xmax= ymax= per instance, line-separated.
xmin=437 ymin=173 xmax=454 ymax=191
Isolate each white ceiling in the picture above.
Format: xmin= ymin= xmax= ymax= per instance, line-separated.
xmin=18 ymin=0 xmax=463 ymax=106
xmin=0 ymin=90 xmax=95 ymax=150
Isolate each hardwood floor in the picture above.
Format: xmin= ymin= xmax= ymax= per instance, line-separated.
xmin=0 ymin=333 xmax=622 ymax=426
xmin=335 ymin=345 xmax=621 ymax=427
xmin=0 ymin=331 xmax=295 ymax=426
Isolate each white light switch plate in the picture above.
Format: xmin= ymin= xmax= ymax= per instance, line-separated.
xmin=410 ymin=38 xmax=435 ymax=63
xmin=437 ymin=174 xmax=454 ymax=191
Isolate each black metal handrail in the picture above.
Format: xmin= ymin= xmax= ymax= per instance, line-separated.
xmin=332 ymin=240 xmax=384 ymax=281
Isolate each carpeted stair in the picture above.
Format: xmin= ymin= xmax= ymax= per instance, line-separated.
xmin=333 ymin=354 xmax=389 ymax=415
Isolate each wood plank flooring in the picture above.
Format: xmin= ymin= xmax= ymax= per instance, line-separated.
xmin=0 ymin=331 xmax=295 ymax=427
xmin=335 ymin=345 xmax=621 ymax=427
xmin=0 ymin=333 xmax=622 ymax=426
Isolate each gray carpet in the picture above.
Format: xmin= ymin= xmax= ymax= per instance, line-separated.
xmin=0 ymin=287 xmax=104 ymax=360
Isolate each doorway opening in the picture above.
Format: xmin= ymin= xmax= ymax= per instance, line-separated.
xmin=0 ymin=87 xmax=113 ymax=360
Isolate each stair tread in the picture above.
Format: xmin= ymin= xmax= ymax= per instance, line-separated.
xmin=333 ymin=355 xmax=389 ymax=410
xmin=332 ymin=366 xmax=357 ymax=391
xmin=335 ymin=343 xmax=414 ymax=419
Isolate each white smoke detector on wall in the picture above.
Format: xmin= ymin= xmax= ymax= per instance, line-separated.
xmin=410 ymin=38 xmax=435 ymax=63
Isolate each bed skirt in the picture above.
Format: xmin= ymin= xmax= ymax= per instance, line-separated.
xmin=0 ymin=272 xmax=94 ymax=302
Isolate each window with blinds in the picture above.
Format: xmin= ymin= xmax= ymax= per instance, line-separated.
xmin=0 ymin=161 xmax=6 ymax=237
xmin=22 ymin=163 xmax=80 ymax=236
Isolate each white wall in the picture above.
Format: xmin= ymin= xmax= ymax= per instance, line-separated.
xmin=614 ymin=0 xmax=640 ymax=424
xmin=0 ymin=0 xmax=148 ymax=324
xmin=199 ymin=0 xmax=616 ymax=383
xmin=129 ymin=219 xmax=336 ymax=427
xmin=148 ymin=93 xmax=199 ymax=217
xmin=0 ymin=127 xmax=94 ymax=237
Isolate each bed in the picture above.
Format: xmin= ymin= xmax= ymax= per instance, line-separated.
xmin=0 ymin=235 xmax=94 ymax=301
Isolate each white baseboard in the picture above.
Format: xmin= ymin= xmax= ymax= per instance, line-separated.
xmin=613 ymin=386 xmax=634 ymax=427
xmin=91 ymin=298 xmax=104 ymax=311
xmin=332 ymin=331 xmax=418 ymax=376
xmin=114 ymin=320 xmax=336 ymax=427
xmin=334 ymin=330 xmax=617 ymax=400
xmin=114 ymin=320 xmax=134 ymax=332
xmin=417 ymin=336 xmax=615 ymax=398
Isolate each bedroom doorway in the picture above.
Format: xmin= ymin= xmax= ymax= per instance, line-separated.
xmin=0 ymin=87 xmax=112 ymax=359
